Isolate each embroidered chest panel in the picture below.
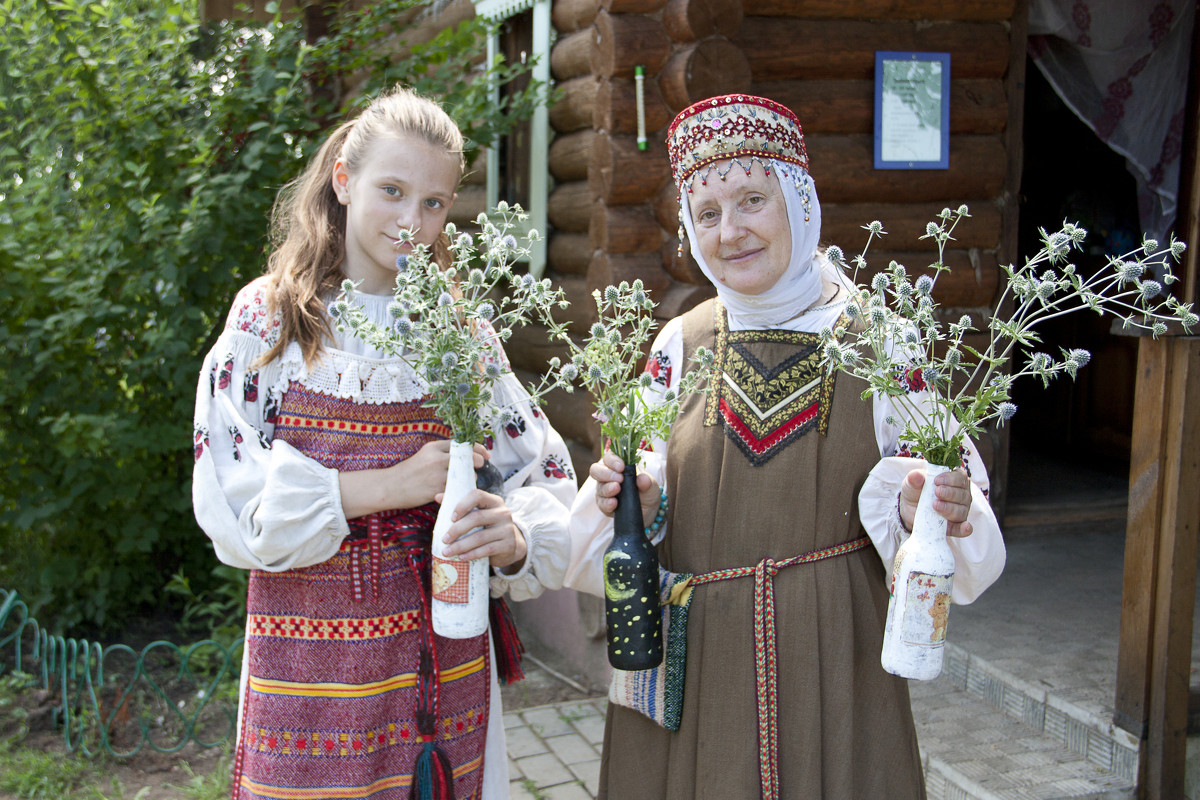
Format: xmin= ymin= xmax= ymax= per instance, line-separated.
xmin=703 ymin=307 xmax=842 ymax=466
xmin=273 ymin=383 xmax=450 ymax=472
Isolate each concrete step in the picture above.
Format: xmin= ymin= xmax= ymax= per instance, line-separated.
xmin=912 ymin=643 xmax=1138 ymax=800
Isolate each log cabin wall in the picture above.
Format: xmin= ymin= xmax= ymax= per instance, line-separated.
xmin=551 ymin=0 xmax=1026 ymax=500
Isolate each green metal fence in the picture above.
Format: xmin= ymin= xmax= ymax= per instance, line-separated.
xmin=0 ymin=588 xmax=243 ymax=756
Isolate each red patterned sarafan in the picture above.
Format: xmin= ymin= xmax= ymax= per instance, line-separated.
xmin=666 ymin=95 xmax=809 ymax=188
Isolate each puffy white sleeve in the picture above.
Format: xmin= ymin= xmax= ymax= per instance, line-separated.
xmin=482 ymin=353 xmax=578 ymax=602
xmin=857 ymin=380 xmax=1006 ymax=605
xmin=191 ymin=281 xmax=350 ymax=572
xmin=563 ymin=318 xmax=680 ymax=598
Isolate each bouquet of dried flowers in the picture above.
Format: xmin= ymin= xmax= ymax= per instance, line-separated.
xmin=820 ymin=206 xmax=1196 ymax=468
xmin=541 ymin=280 xmax=714 ymax=465
xmin=332 ymin=203 xmax=570 ymax=445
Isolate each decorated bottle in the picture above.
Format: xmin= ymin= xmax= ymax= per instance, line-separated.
xmin=430 ymin=440 xmax=491 ymax=638
xmin=603 ymin=465 xmax=663 ymax=670
xmin=880 ymin=463 xmax=956 ymax=680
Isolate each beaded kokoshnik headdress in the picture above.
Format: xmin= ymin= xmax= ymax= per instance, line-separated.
xmin=666 ymin=94 xmax=814 ymax=250
xmin=665 ymin=94 xmax=827 ymax=329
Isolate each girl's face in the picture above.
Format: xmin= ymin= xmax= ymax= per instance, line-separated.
xmin=332 ymin=133 xmax=460 ymax=294
xmin=687 ymin=161 xmax=792 ymax=297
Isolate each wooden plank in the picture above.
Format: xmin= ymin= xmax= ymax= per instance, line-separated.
xmin=748 ymin=0 xmax=1015 ymax=21
xmin=548 ymin=130 xmax=596 ymax=182
xmin=820 ymin=201 xmax=1003 ymax=252
xmin=548 ymin=232 xmax=593 ymax=276
xmin=1143 ymin=337 xmax=1200 ymax=799
xmin=806 ymin=134 xmax=1007 ymax=204
xmin=1115 ymin=336 xmax=1171 ymax=738
xmin=754 ymin=78 xmax=1008 ymax=135
xmin=734 ymin=18 xmax=1010 ymax=81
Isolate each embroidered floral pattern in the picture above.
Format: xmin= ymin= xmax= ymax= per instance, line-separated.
xmin=541 ymin=456 xmax=573 ymax=481
xmin=229 ymin=425 xmax=244 ymax=462
xmin=503 ymin=414 xmax=526 ymax=439
xmin=896 ymin=365 xmax=927 ymax=393
xmin=229 ymin=279 xmax=282 ymax=346
xmin=647 ymin=351 xmax=672 ymax=387
xmin=193 ymin=424 xmax=209 ymax=463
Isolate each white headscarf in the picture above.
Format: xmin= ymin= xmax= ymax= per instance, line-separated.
xmin=678 ymin=158 xmax=824 ymax=330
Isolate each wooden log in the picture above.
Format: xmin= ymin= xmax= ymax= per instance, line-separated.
xmin=549 ymin=130 xmax=597 ymax=182
xmin=505 ymin=324 xmax=575 ymax=375
xmin=852 ymin=248 xmax=1000 ymax=308
xmin=661 ymin=239 xmax=708 ymax=284
xmin=591 ymin=12 xmax=672 ymax=79
xmin=652 ymin=280 xmax=716 ymax=320
xmin=820 ymin=201 xmax=1003 ymax=252
xmin=659 ymin=37 xmax=753 ymax=112
xmin=806 ymin=134 xmax=1007 ymax=204
xmin=734 ymin=19 xmax=1010 ymax=81
xmin=754 ymin=78 xmax=1008 ymax=135
xmin=549 ymin=76 xmax=600 ymax=134
xmin=663 ymin=0 xmax=744 ymax=42
xmin=589 ymin=133 xmax=673 ymax=205
xmin=447 ymin=185 xmax=486 ymax=228
xmin=595 ymin=78 xmax=674 ymax=136
xmin=551 ymin=29 xmax=595 ymax=82
xmin=547 ymin=182 xmax=596 ymax=234
xmin=588 ymin=251 xmax=672 ymax=295
xmin=552 ymin=0 xmax=600 ymax=33
xmin=590 ymin=203 xmax=664 ymax=254
xmin=548 ymin=232 xmax=594 ymax=276
xmin=654 ymin=179 xmax=682 ymax=233
xmin=748 ymin=0 xmax=1015 ymax=20
xmin=600 ymin=0 xmax=668 ymax=12
xmin=541 ymin=383 xmax=601 ymax=450
xmin=557 ymin=273 xmax=599 ymax=332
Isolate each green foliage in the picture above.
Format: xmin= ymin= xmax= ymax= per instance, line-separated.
xmin=0 ymin=0 xmax=546 ymax=630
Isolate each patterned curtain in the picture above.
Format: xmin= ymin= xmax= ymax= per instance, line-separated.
xmin=1028 ymin=0 xmax=1195 ymax=241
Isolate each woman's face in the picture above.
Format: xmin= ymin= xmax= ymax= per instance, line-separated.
xmin=332 ymin=133 xmax=459 ymax=294
xmin=688 ymin=161 xmax=792 ymax=296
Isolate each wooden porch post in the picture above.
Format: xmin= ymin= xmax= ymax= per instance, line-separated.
xmin=1116 ymin=334 xmax=1200 ymax=799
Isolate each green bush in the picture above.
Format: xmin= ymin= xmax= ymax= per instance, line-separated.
xmin=0 ymin=0 xmax=545 ymax=631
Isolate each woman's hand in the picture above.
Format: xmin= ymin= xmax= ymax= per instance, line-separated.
xmin=438 ymin=488 xmax=527 ymax=571
xmin=898 ymin=467 xmax=974 ymax=538
xmin=589 ymin=450 xmax=662 ymax=526
xmin=339 ymin=440 xmax=489 ymax=519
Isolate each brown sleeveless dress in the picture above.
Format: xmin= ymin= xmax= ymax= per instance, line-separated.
xmin=599 ymin=300 xmax=926 ymax=800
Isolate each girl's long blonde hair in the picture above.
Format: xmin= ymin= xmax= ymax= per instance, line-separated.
xmin=261 ymin=85 xmax=465 ymax=367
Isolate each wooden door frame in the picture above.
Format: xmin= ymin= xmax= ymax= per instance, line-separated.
xmin=1113 ymin=5 xmax=1200 ymax=797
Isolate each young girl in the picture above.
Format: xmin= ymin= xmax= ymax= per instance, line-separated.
xmin=192 ymin=85 xmax=576 ymax=800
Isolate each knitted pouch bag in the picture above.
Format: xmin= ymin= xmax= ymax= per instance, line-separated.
xmin=606 ymin=568 xmax=694 ymax=731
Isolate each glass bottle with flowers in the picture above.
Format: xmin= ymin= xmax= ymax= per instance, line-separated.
xmin=820 ymin=207 xmax=1196 ymax=679
xmin=333 ymin=203 xmax=569 ymax=639
xmin=540 ymin=280 xmax=714 ymax=670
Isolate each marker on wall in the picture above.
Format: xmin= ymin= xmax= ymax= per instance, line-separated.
xmin=635 ymin=65 xmax=647 ymax=151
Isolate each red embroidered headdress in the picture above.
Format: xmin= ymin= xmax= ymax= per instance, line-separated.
xmin=666 ymin=94 xmax=809 ymax=188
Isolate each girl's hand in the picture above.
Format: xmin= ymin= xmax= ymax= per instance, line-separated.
xmin=898 ymin=467 xmax=974 ymax=538
xmin=438 ymin=488 xmax=527 ymax=570
xmin=388 ymin=440 xmax=490 ymax=510
xmin=589 ymin=450 xmax=661 ymax=526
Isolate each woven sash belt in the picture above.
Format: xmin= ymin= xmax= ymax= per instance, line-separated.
xmin=683 ymin=535 xmax=872 ymax=800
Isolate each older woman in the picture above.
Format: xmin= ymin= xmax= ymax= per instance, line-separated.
xmin=566 ymin=95 xmax=1005 ymax=799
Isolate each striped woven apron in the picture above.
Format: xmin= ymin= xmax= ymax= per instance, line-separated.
xmin=231 ymin=382 xmax=490 ymax=800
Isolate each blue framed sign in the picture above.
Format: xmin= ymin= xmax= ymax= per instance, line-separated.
xmin=874 ymin=51 xmax=950 ymax=170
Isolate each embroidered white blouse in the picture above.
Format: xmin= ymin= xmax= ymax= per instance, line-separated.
xmin=565 ymin=260 xmax=1006 ymax=606
xmin=192 ymin=276 xmax=577 ymax=598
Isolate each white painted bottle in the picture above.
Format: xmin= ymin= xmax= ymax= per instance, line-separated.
xmin=881 ymin=463 xmax=956 ymax=680
xmin=430 ymin=440 xmax=490 ymax=638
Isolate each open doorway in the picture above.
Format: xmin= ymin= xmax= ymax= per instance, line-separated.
xmin=1005 ymin=60 xmax=1141 ymax=524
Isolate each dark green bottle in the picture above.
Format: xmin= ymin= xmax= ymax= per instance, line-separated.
xmin=603 ymin=465 xmax=663 ymax=670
